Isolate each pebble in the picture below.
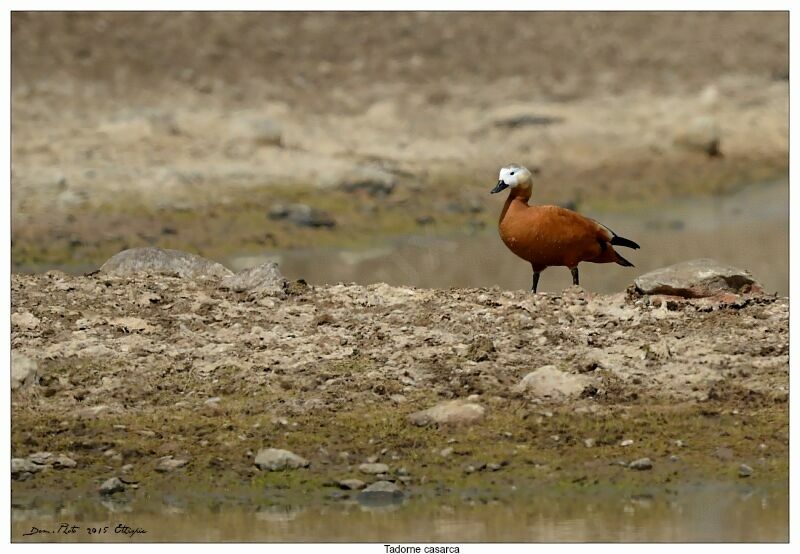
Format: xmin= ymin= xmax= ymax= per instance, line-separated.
xmin=620 ymin=439 xmax=634 ymax=447
xmin=337 ymin=479 xmax=366 ymax=490
xmin=357 ymin=480 xmax=404 ymax=507
xmin=11 ymin=352 xmax=38 ymax=391
xmin=358 ymin=463 xmax=389 ymax=475
xmin=99 ymin=477 xmax=126 ymax=496
xmin=738 ymin=464 xmax=753 ymax=478
xmin=155 ymin=456 xmax=189 ymax=473
xmin=629 ymin=458 xmax=653 ymax=470
xmin=254 ymin=448 xmax=310 ymax=471
xmin=408 ymin=400 xmax=486 ymax=427
xmin=440 ymin=447 xmax=454 ymax=458
xmin=583 ymin=438 xmax=596 ymax=448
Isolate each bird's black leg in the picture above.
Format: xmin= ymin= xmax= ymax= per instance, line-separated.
xmin=531 ymin=271 xmax=541 ymax=293
xmin=570 ymin=267 xmax=579 ymax=286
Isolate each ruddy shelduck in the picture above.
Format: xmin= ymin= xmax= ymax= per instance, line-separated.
xmin=491 ymin=164 xmax=639 ymax=292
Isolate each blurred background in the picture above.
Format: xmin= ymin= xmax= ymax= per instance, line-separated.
xmin=11 ymin=12 xmax=788 ymax=294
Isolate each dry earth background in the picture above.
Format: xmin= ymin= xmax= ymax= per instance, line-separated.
xmin=11 ymin=12 xmax=788 ymax=268
xmin=10 ymin=11 xmax=789 ymax=532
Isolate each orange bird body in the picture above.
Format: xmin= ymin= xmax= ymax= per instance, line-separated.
xmin=491 ymin=164 xmax=639 ymax=292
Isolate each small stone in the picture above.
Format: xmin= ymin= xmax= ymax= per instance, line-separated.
xmin=268 ymin=203 xmax=336 ymax=228
xmin=739 ymin=464 xmax=753 ymax=478
xmin=155 ymin=456 xmax=189 ymax=473
xmin=512 ymin=365 xmax=592 ymax=399
xmin=408 ymin=400 xmax=486 ymax=427
xmin=583 ymin=438 xmax=596 ymax=448
xmin=11 ymin=352 xmax=38 ymax=391
xmin=357 ymin=480 xmax=404 ymax=506
xmin=27 ymin=452 xmax=53 ymax=465
xmin=52 ymin=454 xmax=77 ymax=469
xmin=359 ymin=463 xmax=389 ymax=475
xmin=365 ymin=455 xmax=379 ymax=464
xmin=629 ymin=458 xmax=653 ymax=470
xmin=440 ymin=447 xmax=454 ymax=458
xmin=487 ymin=463 xmax=502 ymax=472
xmin=11 ymin=311 xmax=40 ymax=330
xmin=220 ymin=262 xmax=286 ymax=295
xmin=337 ymin=479 xmax=366 ymax=490
xmin=12 ymin=458 xmax=42 ymax=479
xmin=254 ymin=448 xmax=310 ymax=471
xmin=620 ymin=439 xmax=634 ymax=447
xmin=99 ymin=477 xmax=126 ymax=496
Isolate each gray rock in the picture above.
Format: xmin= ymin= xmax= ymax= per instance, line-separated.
xmin=629 ymin=458 xmax=653 ymax=470
xmin=634 ymin=259 xmax=762 ymax=298
xmin=220 ymin=262 xmax=286 ymax=294
xmin=408 ymin=400 xmax=486 ymax=427
xmin=512 ymin=365 xmax=591 ymax=400
xmin=12 ymin=458 xmax=42 ymax=479
xmin=155 ymin=456 xmax=189 ymax=473
xmin=359 ymin=463 xmax=389 ymax=475
xmin=52 ymin=455 xmax=78 ymax=469
xmin=268 ymin=203 xmax=336 ymax=228
xmin=99 ymin=247 xmax=233 ymax=280
xmin=11 ymin=311 xmax=40 ymax=330
xmin=357 ymin=480 xmax=404 ymax=507
xmin=739 ymin=464 xmax=754 ymax=478
xmin=337 ymin=479 xmax=366 ymax=490
xmin=27 ymin=452 xmax=53 ymax=465
xmin=254 ymin=448 xmax=310 ymax=471
xmin=11 ymin=352 xmax=38 ymax=391
xmin=99 ymin=477 xmax=126 ymax=496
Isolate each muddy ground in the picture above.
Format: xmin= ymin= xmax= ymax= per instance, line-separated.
xmin=10 ymin=12 xmax=789 ymax=270
xmin=11 ymin=271 xmax=788 ymax=507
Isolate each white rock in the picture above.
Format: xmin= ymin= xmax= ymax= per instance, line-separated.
xmin=11 ymin=352 xmax=38 ymax=391
xmin=512 ymin=365 xmax=591 ymax=399
xmin=408 ymin=400 xmax=486 ymax=426
xmin=254 ymin=448 xmax=309 ymax=471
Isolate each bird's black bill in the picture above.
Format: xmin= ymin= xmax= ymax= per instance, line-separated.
xmin=490 ymin=180 xmax=509 ymax=194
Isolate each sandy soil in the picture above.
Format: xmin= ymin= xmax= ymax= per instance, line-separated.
xmin=11 ymin=271 xmax=788 ymax=503
xmin=11 ymin=12 xmax=789 ymax=270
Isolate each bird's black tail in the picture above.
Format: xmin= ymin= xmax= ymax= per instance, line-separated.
xmin=610 ymin=235 xmax=640 ymax=250
xmin=615 ymin=252 xmax=635 ymax=267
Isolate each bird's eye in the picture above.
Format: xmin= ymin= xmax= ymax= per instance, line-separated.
xmin=510 ymin=171 xmax=515 ymax=175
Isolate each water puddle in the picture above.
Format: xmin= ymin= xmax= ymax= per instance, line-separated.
xmin=12 ymin=483 xmax=788 ymax=542
xmin=227 ymin=179 xmax=788 ymax=296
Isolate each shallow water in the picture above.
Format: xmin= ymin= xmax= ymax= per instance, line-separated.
xmin=227 ymin=180 xmax=788 ymax=296
xmin=11 ymin=483 xmax=788 ymax=542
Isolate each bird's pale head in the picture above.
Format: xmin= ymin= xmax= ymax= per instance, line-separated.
xmin=491 ymin=164 xmax=534 ymax=194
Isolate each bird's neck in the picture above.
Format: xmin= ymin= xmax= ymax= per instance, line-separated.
xmin=500 ymin=186 xmax=531 ymax=221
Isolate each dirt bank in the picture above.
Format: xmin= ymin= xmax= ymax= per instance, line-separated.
xmin=11 ymin=12 xmax=789 ymax=271
xmin=11 ymin=271 xmax=788 ymax=507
